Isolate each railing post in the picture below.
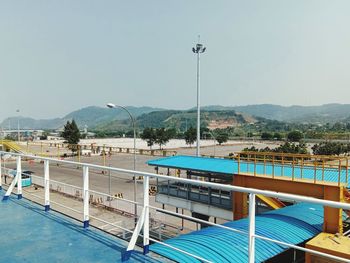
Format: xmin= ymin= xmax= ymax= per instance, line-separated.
xmin=314 ymin=160 xmax=317 ymax=184
xmin=322 ymin=159 xmax=325 ymax=182
xmin=78 ymin=145 xmax=81 ymax=163
xmin=17 ymin=156 xmax=22 ymax=199
xmin=301 ymin=157 xmax=304 ymax=179
xmin=143 ymin=175 xmax=150 ymax=255
xmin=83 ymin=166 xmax=89 ymax=228
xmin=44 ymin=160 xmax=50 ymax=211
xmin=254 ymin=154 xmax=256 ymax=176
xmin=346 ymin=158 xmax=349 ymax=185
xmin=338 ymin=159 xmax=341 ymax=186
xmin=247 ymin=154 xmax=250 ymax=173
xmin=248 ymin=193 xmax=256 ymax=263
xmin=272 ymin=155 xmax=275 ymax=178
xmin=263 ymin=154 xmax=266 ymax=175
xmin=237 ymin=153 xmax=240 ymax=174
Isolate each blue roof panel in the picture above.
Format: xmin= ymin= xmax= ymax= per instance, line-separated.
xmin=147 ymin=155 xmax=350 ymax=187
xmin=147 ymin=155 xmax=235 ymax=175
xmin=150 ymin=203 xmax=325 ymax=263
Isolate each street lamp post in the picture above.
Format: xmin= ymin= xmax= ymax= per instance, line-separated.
xmin=16 ymin=109 xmax=20 ymax=142
xmin=106 ymin=103 xmax=137 ymax=220
xmin=192 ymin=36 xmax=206 ymax=157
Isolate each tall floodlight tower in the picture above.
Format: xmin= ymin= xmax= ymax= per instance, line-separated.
xmin=192 ymin=36 xmax=206 ymax=156
xmin=16 ymin=109 xmax=20 ymax=142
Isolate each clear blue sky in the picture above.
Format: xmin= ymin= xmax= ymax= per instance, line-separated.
xmin=1 ymin=1 xmax=350 ymax=121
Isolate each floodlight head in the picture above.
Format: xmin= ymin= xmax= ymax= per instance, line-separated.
xmin=106 ymin=103 xmax=116 ymax=109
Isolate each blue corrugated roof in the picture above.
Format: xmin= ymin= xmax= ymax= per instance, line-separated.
xmin=147 ymin=155 xmax=350 ymax=187
xmin=150 ymin=203 xmax=325 ymax=262
xmin=147 ymin=155 xmax=235 ymax=175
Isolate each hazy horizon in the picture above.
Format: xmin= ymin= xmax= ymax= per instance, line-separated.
xmin=2 ymin=102 xmax=350 ymax=122
xmin=1 ymin=1 xmax=350 ymax=121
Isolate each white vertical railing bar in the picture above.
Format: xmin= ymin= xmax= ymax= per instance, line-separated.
xmin=123 ymin=208 xmax=146 ymax=260
xmin=44 ymin=160 xmax=50 ymax=211
xmin=248 ymin=193 xmax=256 ymax=263
xmin=83 ymin=166 xmax=89 ymax=228
xmin=143 ymin=175 xmax=150 ymax=254
xmin=3 ymin=172 xmax=18 ymax=200
xmin=16 ymin=156 xmax=22 ymax=199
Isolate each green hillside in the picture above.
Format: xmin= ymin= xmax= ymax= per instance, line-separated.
xmin=94 ymin=109 xmax=256 ymax=132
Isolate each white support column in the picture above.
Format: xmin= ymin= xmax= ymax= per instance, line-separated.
xmin=143 ymin=175 xmax=150 ymax=255
xmin=0 ymin=153 xmax=2 ymax=190
xmin=248 ymin=193 xmax=256 ymax=263
xmin=122 ymin=208 xmax=145 ymax=261
xmin=16 ymin=156 xmax=22 ymax=199
xmin=44 ymin=160 xmax=50 ymax=211
xmin=122 ymin=175 xmax=150 ymax=261
xmin=83 ymin=166 xmax=89 ymax=228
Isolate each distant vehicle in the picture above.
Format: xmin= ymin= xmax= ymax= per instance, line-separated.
xmin=8 ymin=169 xmax=33 ymax=187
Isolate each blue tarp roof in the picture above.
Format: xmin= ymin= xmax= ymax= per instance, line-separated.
xmin=147 ymin=155 xmax=350 ymax=187
xmin=147 ymin=155 xmax=235 ymax=175
xmin=150 ymin=203 xmax=326 ymax=262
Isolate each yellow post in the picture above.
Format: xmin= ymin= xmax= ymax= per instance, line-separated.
xmin=338 ymin=159 xmax=341 ymax=186
xmin=263 ymin=154 xmax=266 ymax=175
xmin=322 ymin=159 xmax=325 ymax=181
xmin=103 ymin=145 xmax=106 ymax=167
xmin=272 ymin=155 xmax=275 ymax=178
xmin=346 ymin=158 xmax=349 ymax=185
xmin=247 ymin=154 xmax=250 ymax=174
xmin=301 ymin=157 xmax=304 ymax=179
xmin=254 ymin=153 xmax=256 ymax=176
xmin=78 ymin=145 xmax=81 ymax=163
xmin=314 ymin=160 xmax=317 ymax=184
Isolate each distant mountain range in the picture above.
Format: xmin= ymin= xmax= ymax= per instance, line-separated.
xmin=0 ymin=106 xmax=165 ymax=130
xmin=1 ymin=103 xmax=350 ymax=130
xmin=200 ymin=104 xmax=350 ymax=123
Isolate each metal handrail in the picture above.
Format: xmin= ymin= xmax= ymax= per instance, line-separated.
xmin=1 ymin=151 xmax=350 ymax=263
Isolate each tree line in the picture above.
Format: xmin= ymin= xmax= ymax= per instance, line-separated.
xmin=140 ymin=127 xmax=229 ymax=149
xmin=61 ymin=120 xmax=350 ymax=156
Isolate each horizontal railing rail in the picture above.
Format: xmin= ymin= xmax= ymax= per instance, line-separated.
xmin=1 ymin=151 xmax=350 ymax=263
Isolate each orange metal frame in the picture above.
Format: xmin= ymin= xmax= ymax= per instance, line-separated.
xmin=232 ymin=173 xmax=345 ymax=234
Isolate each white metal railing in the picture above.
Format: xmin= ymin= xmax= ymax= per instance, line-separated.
xmin=1 ymin=151 xmax=350 ymax=262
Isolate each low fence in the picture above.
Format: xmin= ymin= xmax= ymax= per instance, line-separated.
xmin=202 ymin=151 xmax=350 ymax=186
xmin=25 ymin=141 xmax=177 ymax=158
